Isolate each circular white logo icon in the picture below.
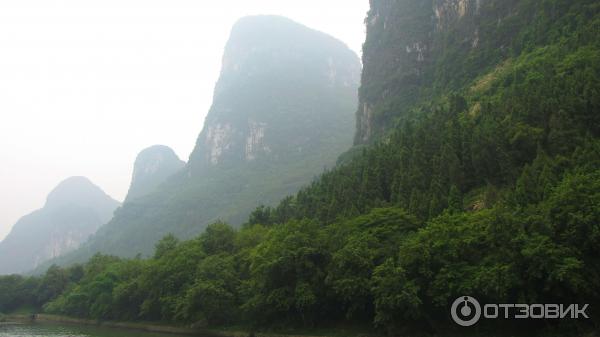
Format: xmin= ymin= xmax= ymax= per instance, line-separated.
xmin=451 ymin=296 xmax=481 ymax=326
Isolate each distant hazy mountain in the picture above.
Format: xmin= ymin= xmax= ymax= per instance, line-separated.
xmin=0 ymin=177 xmax=120 ymax=275
xmin=125 ymin=145 xmax=185 ymax=202
xmin=49 ymin=15 xmax=360 ymax=261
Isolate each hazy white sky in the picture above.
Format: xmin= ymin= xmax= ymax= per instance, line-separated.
xmin=0 ymin=0 xmax=368 ymax=240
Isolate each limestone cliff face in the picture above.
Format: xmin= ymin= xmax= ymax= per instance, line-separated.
xmin=355 ymin=0 xmax=518 ymax=144
xmin=189 ymin=15 xmax=361 ymax=172
xmin=126 ymin=145 xmax=185 ymax=201
xmin=0 ymin=177 xmax=120 ymax=275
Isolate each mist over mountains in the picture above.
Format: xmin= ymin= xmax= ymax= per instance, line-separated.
xmin=0 ymin=177 xmax=119 ymax=275
xmin=37 ymin=15 xmax=360 ymax=266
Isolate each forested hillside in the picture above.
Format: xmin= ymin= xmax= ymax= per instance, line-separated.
xmin=2 ymin=0 xmax=599 ymax=335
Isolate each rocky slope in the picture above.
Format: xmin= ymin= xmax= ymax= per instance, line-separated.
xmin=356 ymin=0 xmax=526 ymax=143
xmin=0 ymin=177 xmax=120 ymax=275
xmin=188 ymin=16 xmax=361 ymax=172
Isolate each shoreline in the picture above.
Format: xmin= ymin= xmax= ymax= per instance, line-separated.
xmin=6 ymin=314 xmax=217 ymax=336
xmin=5 ymin=314 xmax=334 ymax=337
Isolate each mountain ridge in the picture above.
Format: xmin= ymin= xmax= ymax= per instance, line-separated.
xmin=0 ymin=177 xmax=120 ymax=275
xmin=125 ymin=145 xmax=185 ymax=202
xmin=39 ymin=15 xmax=361 ymax=265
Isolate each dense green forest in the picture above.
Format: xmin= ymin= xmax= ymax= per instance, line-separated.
xmin=2 ymin=0 xmax=600 ymax=335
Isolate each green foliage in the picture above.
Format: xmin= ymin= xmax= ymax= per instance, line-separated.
xmin=36 ymin=265 xmax=71 ymax=304
xmin=371 ymin=259 xmax=421 ymax=330
xmin=154 ymin=234 xmax=179 ymax=259
xmin=200 ymin=222 xmax=236 ymax=255
xmin=0 ymin=275 xmax=39 ymax=314
xmin=179 ymin=254 xmax=239 ymax=325
xmin=241 ymin=220 xmax=327 ymax=327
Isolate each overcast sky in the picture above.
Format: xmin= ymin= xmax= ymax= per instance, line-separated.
xmin=0 ymin=0 xmax=368 ymax=240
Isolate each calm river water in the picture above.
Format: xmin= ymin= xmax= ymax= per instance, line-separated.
xmin=0 ymin=323 xmax=187 ymax=337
